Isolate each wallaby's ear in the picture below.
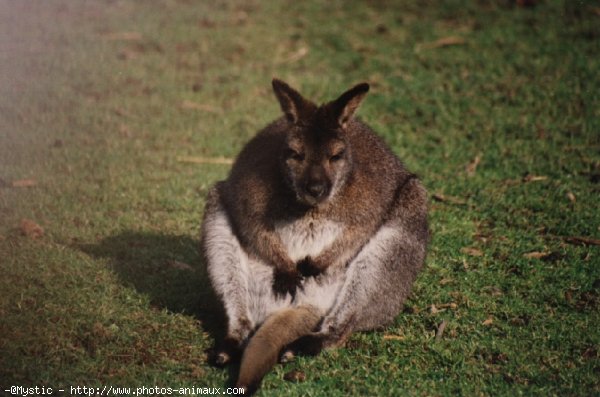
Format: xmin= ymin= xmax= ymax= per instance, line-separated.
xmin=272 ymin=78 xmax=315 ymax=124
xmin=329 ymin=83 xmax=370 ymax=128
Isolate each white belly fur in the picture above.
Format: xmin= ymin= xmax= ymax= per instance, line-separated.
xmin=275 ymin=219 xmax=343 ymax=262
xmin=243 ymin=219 xmax=346 ymax=324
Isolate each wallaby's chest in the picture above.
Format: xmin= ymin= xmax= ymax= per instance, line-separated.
xmin=274 ymin=218 xmax=343 ymax=262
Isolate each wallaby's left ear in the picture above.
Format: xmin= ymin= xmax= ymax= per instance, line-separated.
xmin=330 ymin=83 xmax=370 ymax=128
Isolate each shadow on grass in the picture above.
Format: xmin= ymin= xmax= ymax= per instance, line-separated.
xmin=78 ymin=231 xmax=225 ymax=342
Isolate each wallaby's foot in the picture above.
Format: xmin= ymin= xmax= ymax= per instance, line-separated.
xmin=279 ymin=349 xmax=295 ymax=363
xmin=285 ymin=333 xmax=326 ymax=356
xmin=212 ymin=316 xmax=253 ymax=366
xmin=213 ymin=350 xmax=232 ymax=367
xmin=290 ymin=328 xmax=351 ymax=356
xmin=210 ymin=337 xmax=242 ymax=367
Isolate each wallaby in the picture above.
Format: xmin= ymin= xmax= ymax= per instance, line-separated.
xmin=201 ymin=78 xmax=428 ymax=394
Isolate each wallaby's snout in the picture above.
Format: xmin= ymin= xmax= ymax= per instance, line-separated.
xmin=303 ymin=170 xmax=331 ymax=203
xmin=305 ymin=180 xmax=328 ymax=200
xmin=286 ymin=147 xmax=340 ymax=207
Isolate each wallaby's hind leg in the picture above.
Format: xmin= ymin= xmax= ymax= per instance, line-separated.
xmin=316 ymin=217 xmax=427 ymax=348
xmin=202 ymin=186 xmax=255 ymax=364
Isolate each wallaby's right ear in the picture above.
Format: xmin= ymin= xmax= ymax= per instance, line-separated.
xmin=272 ymin=78 xmax=315 ymax=124
xmin=329 ymin=82 xmax=370 ymax=128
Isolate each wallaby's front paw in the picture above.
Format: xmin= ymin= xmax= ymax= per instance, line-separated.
xmin=273 ymin=268 xmax=303 ymax=297
xmin=297 ymin=256 xmax=324 ymax=277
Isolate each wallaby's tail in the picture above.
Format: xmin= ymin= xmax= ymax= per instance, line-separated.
xmin=236 ymin=305 xmax=322 ymax=394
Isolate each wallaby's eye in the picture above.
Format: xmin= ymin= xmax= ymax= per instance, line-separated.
xmin=287 ymin=149 xmax=305 ymax=162
xmin=330 ymin=150 xmax=345 ymax=162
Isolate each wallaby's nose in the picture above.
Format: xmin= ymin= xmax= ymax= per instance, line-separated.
xmin=305 ymin=182 xmax=327 ymax=199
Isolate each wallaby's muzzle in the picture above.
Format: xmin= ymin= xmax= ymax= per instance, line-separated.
xmin=300 ymin=171 xmax=332 ymax=205
xmin=305 ymin=181 xmax=329 ymax=201
xmin=299 ymin=165 xmax=332 ymax=205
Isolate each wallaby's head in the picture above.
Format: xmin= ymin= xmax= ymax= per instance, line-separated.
xmin=272 ymin=78 xmax=369 ymax=207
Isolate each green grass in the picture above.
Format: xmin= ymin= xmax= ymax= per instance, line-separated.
xmin=1 ymin=0 xmax=598 ymax=395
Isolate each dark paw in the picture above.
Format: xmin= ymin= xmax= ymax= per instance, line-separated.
xmin=297 ymin=256 xmax=323 ymax=277
xmin=273 ymin=268 xmax=303 ymax=298
xmin=289 ymin=333 xmax=326 ymax=356
xmin=209 ymin=337 xmax=242 ymax=367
